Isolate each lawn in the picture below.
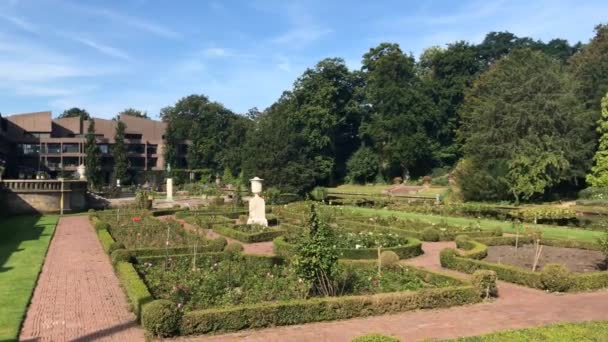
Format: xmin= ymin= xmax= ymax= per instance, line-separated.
xmin=346 ymin=207 xmax=604 ymax=243
xmin=446 ymin=320 xmax=608 ymax=341
xmin=328 ymin=184 xmax=392 ymax=195
xmin=0 ymin=215 xmax=58 ymax=341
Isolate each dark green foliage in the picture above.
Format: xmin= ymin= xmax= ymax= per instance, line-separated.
xmin=578 ymin=187 xmax=608 ymax=200
xmin=94 ymin=221 xmax=110 ymax=231
xmin=422 ymin=227 xmax=440 ymax=242
xmin=223 ymin=242 xmax=244 ymax=254
xmin=119 ymin=108 xmax=148 ymax=119
xmin=112 ymin=120 xmax=129 ymax=185
xmin=84 ymin=119 xmax=102 ymax=189
xmin=265 ymin=187 xmax=282 ymax=205
xmin=111 ymin=249 xmax=134 ymax=265
xmin=471 ymin=270 xmax=498 ymax=298
xmin=212 ymin=225 xmax=286 ymax=243
xmin=352 ymin=334 xmax=400 ymax=342
xmin=379 ymin=251 xmax=400 ymax=268
xmin=142 ymin=299 xmax=180 ymax=337
xmin=58 ymin=107 xmax=90 ymax=119
xmin=346 ymin=146 xmax=380 ymax=184
xmin=458 ymin=49 xmax=593 ymax=202
xmin=540 ymin=264 xmax=572 ymax=292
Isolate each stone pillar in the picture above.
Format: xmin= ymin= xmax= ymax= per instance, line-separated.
xmin=247 ymin=177 xmax=267 ymax=227
xmin=166 ymin=178 xmax=173 ymax=201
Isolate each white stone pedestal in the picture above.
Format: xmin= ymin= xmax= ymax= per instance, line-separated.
xmin=166 ymin=178 xmax=173 ymax=201
xmin=247 ymin=193 xmax=268 ymax=227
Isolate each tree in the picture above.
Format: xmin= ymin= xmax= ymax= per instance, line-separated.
xmin=119 ymin=108 xmax=149 ymax=119
xmin=84 ymin=119 xmax=102 ymax=189
xmin=112 ymin=120 xmax=129 ymax=185
xmin=58 ymin=107 xmax=90 ymax=120
xmin=569 ymin=24 xmax=608 ymax=112
xmin=346 ymin=146 xmax=379 ymax=184
xmin=360 ymin=43 xmax=436 ymax=180
xmin=587 ymin=93 xmax=608 ymax=187
xmin=458 ymin=49 xmax=593 ymax=202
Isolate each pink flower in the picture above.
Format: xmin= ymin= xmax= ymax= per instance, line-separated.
xmin=132 ymin=216 xmax=142 ymax=222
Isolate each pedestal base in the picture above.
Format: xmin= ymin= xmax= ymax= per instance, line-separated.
xmin=247 ymin=218 xmax=268 ymax=227
xmin=247 ymin=193 xmax=267 ymax=227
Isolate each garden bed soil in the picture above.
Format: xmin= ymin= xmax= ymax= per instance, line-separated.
xmin=483 ymin=244 xmax=607 ymax=273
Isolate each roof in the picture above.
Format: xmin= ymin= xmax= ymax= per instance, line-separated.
xmin=6 ymin=111 xmax=52 ymax=132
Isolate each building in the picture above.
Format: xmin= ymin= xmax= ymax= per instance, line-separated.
xmin=1 ymin=111 xmax=187 ymax=183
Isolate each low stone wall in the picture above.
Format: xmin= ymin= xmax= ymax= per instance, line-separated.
xmin=0 ymin=179 xmax=87 ymax=214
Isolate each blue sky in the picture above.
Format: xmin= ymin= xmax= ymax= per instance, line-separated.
xmin=1 ymin=0 xmax=607 ymax=119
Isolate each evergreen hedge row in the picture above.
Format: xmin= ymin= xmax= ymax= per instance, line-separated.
xmin=212 ymin=225 xmax=286 ymax=243
xmin=115 ymin=261 xmax=154 ymax=320
xmin=179 ymin=286 xmax=480 ymax=335
xmin=272 ymin=236 xmax=424 ymax=260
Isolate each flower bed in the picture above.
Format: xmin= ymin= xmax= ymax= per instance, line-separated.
xmin=212 ymin=225 xmax=286 ymax=243
xmin=441 ymin=237 xmax=608 ymax=292
xmin=127 ymin=253 xmax=479 ymax=336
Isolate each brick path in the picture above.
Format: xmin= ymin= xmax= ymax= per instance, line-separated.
xmin=178 ymin=241 xmax=608 ymax=342
xmin=20 ymin=216 xmax=144 ymax=342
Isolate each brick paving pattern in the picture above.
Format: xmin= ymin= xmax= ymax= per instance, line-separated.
xmin=19 ymin=216 xmax=144 ymax=342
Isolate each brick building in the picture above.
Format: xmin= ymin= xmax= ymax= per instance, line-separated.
xmin=0 ymin=111 xmax=186 ymax=183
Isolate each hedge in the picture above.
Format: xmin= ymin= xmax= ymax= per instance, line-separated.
xmin=179 ymin=286 xmax=480 ymax=335
xmin=212 ymin=225 xmax=286 ymax=243
xmin=475 ymin=236 xmax=601 ymax=251
xmin=115 ymin=261 xmax=154 ymax=320
xmin=272 ymin=237 xmax=423 ymax=260
xmin=136 ymin=252 xmax=284 ymax=267
xmin=455 ymin=239 xmax=488 ymax=260
xmin=97 ymin=229 xmax=115 ymax=253
xmin=440 ymin=241 xmax=608 ymax=292
xmin=129 ymin=238 xmax=227 ymax=257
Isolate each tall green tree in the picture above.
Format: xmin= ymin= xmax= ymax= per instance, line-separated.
xmin=112 ymin=120 xmax=129 ymax=185
xmin=119 ymin=108 xmax=149 ymax=119
xmin=58 ymin=107 xmax=90 ymax=119
xmin=587 ymin=93 xmax=608 ymax=187
xmin=360 ymin=43 xmax=436 ymax=180
xmin=458 ymin=49 xmax=592 ymax=202
xmin=84 ymin=119 xmax=102 ymax=189
xmin=569 ymin=24 xmax=608 ymax=112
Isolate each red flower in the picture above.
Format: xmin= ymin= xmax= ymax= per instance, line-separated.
xmin=132 ymin=216 xmax=142 ymax=222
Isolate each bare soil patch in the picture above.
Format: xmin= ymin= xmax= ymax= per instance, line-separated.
xmin=484 ymin=244 xmax=607 ymax=273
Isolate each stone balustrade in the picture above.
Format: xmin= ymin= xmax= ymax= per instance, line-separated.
xmin=0 ymin=179 xmax=88 ymax=214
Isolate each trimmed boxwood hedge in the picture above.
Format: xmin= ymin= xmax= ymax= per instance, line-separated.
xmin=179 ymin=286 xmax=480 ymax=335
xmin=212 ymin=225 xmax=286 ymax=243
xmin=440 ymin=239 xmax=608 ymax=292
xmin=115 ymin=261 xmax=154 ymax=320
xmin=129 ymin=238 xmax=227 ymax=257
xmin=97 ymin=229 xmax=115 ymax=253
xmin=272 ymin=236 xmax=423 ymax=260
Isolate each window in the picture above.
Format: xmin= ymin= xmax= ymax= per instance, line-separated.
xmin=147 ymin=145 xmax=157 ymax=154
xmin=125 ymin=133 xmax=142 ymax=140
xmin=47 ymin=144 xmax=61 ymax=154
xmin=18 ymin=144 xmax=41 ymax=155
xmin=99 ymin=144 xmax=109 ymax=154
xmin=62 ymin=143 xmax=79 ymax=153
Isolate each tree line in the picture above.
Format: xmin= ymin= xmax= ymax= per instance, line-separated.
xmin=88 ymin=25 xmax=608 ymax=202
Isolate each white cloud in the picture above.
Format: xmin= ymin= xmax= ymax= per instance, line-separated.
xmin=71 ymin=37 xmax=131 ymax=61
xmin=0 ymin=13 xmax=37 ymax=33
xmin=203 ymin=47 xmax=229 ymax=57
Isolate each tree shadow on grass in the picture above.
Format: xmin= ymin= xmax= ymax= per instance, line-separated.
xmin=0 ymin=215 xmax=46 ymax=273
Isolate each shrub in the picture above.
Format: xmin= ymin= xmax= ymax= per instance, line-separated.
xmin=454 ymin=235 xmax=470 ymax=248
xmin=94 ymin=221 xmax=110 ymax=231
xmin=111 ymin=249 xmax=133 ymax=265
xmin=392 ymin=177 xmax=403 ymax=184
xmin=472 ymin=270 xmax=498 ymax=299
xmin=352 ymin=334 xmax=400 ymax=342
xmin=173 ymin=204 xmax=181 ymax=209
xmin=380 ymin=251 xmax=400 ymax=268
xmin=108 ymin=242 xmax=126 ymax=255
xmin=493 ymin=226 xmax=503 ymax=236
xmin=115 ymin=262 xmax=153 ymax=319
xmin=346 ymin=146 xmax=380 ymax=184
xmin=310 ymin=186 xmax=328 ymax=202
xmin=578 ymin=187 xmax=608 ymax=200
xmin=208 ymin=237 xmax=228 ymax=251
xmin=142 ymin=299 xmax=180 ymax=337
xmin=224 ymin=242 xmax=244 ymax=254
xmin=598 ymin=229 xmax=608 ymax=262
xmin=135 ymin=190 xmax=153 ymax=210
xmin=97 ymin=229 xmax=115 ymax=253
xmin=422 ymin=227 xmax=440 ymax=242
xmin=88 ymin=208 xmax=96 ymax=213
xmin=265 ymin=187 xmax=282 ymax=205
xmin=422 ymin=175 xmax=432 ymax=184
xmin=541 ymin=264 xmax=572 ymax=292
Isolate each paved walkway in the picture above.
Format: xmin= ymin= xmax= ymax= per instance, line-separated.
xmin=178 ymin=242 xmax=608 ymax=342
xmin=20 ymin=216 xmax=144 ymax=342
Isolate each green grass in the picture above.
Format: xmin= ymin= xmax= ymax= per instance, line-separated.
xmin=0 ymin=215 xmax=58 ymax=341
xmin=346 ymin=207 xmax=604 ymax=243
xmin=328 ymin=184 xmax=392 ymax=195
xmin=416 ymin=187 xmax=448 ymax=197
xmin=445 ymin=321 xmax=608 ymax=341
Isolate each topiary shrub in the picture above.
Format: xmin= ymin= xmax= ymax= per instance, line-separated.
xmin=422 ymin=227 xmax=440 ymax=242
xmin=541 ymin=263 xmax=573 ymax=292
xmin=108 ymin=242 xmax=126 ymax=255
xmin=472 ymin=270 xmax=498 ymax=299
xmin=352 ymin=334 xmax=400 ymax=342
xmin=493 ymin=226 xmax=503 ymax=236
xmin=455 ymin=235 xmax=470 ymax=249
xmin=310 ymin=186 xmax=328 ymax=202
xmin=208 ymin=237 xmax=227 ymax=251
xmin=380 ymin=251 xmax=400 ymax=268
xmin=88 ymin=208 xmax=96 ymax=213
xmin=142 ymin=299 xmax=180 ymax=337
xmin=111 ymin=249 xmax=133 ymax=265
xmin=95 ymin=221 xmax=110 ymax=231
xmin=224 ymin=242 xmax=244 ymax=254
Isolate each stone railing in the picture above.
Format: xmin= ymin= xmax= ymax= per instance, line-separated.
xmin=0 ymin=179 xmax=87 ymax=192
xmin=0 ymin=179 xmax=88 ymax=214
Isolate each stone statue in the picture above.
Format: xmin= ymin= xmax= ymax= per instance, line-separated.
xmin=247 ymin=177 xmax=268 ymax=227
